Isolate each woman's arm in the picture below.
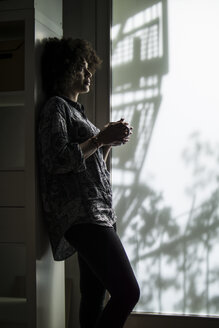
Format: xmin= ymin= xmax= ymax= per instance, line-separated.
xmin=79 ymin=140 xmax=112 ymax=162
xmin=39 ymin=101 xmax=87 ymax=174
xmin=80 ymin=120 xmax=130 ymax=160
xmin=102 ymin=145 xmax=112 ymax=162
xmin=79 ymin=137 xmax=101 ymax=159
xmin=79 ymin=137 xmax=111 ymax=161
xmin=80 ymin=119 xmax=132 ymax=160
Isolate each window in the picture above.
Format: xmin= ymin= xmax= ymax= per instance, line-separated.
xmin=112 ymin=0 xmax=219 ymax=316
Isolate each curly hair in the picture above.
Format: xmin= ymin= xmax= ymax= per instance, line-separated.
xmin=41 ymin=37 xmax=102 ymax=96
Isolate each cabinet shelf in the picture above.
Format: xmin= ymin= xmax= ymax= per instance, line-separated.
xmin=0 ymin=168 xmax=25 ymax=172
xmin=0 ymin=297 xmax=27 ymax=323
xmin=0 ymin=91 xmax=25 ymax=107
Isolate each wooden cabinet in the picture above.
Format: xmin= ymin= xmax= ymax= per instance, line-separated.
xmin=0 ymin=1 xmax=65 ymax=328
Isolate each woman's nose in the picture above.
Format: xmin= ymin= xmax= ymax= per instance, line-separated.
xmin=85 ymin=68 xmax=92 ymax=78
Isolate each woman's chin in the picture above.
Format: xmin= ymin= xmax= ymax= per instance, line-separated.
xmin=82 ymin=85 xmax=90 ymax=94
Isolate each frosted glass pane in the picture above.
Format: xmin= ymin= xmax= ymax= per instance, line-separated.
xmin=0 ymin=107 xmax=25 ymax=168
xmin=112 ymin=0 xmax=219 ymax=316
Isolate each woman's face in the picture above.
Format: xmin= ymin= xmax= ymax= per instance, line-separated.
xmin=71 ymin=59 xmax=92 ymax=95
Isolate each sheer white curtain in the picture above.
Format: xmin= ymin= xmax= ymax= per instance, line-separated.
xmin=112 ymin=0 xmax=219 ymax=316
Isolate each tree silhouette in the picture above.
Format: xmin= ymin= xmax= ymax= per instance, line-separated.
xmin=114 ymin=131 xmax=219 ymax=314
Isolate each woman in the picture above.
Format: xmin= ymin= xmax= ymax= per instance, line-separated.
xmin=38 ymin=37 xmax=140 ymax=328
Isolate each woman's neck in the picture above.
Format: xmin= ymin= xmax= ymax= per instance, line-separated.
xmin=61 ymin=90 xmax=79 ymax=102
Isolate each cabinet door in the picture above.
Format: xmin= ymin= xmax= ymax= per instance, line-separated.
xmin=0 ymin=171 xmax=25 ymax=206
xmin=0 ymin=243 xmax=27 ymax=326
xmin=0 ymin=107 xmax=25 ymax=169
xmin=0 ymin=208 xmax=25 ymax=242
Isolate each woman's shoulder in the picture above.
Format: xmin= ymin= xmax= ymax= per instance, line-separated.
xmin=44 ymin=95 xmax=67 ymax=108
xmin=42 ymin=96 xmax=70 ymax=117
xmin=42 ymin=96 xmax=82 ymax=121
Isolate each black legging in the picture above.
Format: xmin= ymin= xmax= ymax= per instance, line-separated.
xmin=65 ymin=223 xmax=140 ymax=328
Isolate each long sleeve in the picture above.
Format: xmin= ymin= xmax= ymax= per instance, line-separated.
xmin=39 ymin=97 xmax=87 ymax=174
xmin=38 ymin=96 xmax=117 ymax=261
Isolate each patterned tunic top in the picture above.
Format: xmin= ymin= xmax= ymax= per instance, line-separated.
xmin=38 ymin=96 xmax=117 ymax=261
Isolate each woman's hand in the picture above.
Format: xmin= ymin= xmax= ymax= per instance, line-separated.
xmin=97 ymin=118 xmax=133 ymax=146
xmin=80 ymin=118 xmax=132 ymax=160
